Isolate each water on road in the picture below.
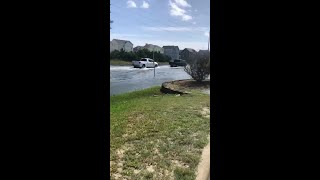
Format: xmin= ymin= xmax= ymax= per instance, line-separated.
xmin=110 ymin=65 xmax=191 ymax=96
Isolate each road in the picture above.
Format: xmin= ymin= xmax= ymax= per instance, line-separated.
xmin=110 ymin=65 xmax=191 ymax=96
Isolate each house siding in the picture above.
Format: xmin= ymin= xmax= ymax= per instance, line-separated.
xmin=163 ymin=46 xmax=180 ymax=60
xmin=180 ymin=48 xmax=197 ymax=60
xmin=123 ymin=42 xmax=133 ymax=52
xmin=110 ymin=39 xmax=133 ymax=53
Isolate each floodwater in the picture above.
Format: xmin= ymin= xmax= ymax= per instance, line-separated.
xmin=110 ymin=65 xmax=191 ymax=96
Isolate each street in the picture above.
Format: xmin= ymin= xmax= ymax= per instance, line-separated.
xmin=110 ymin=65 xmax=191 ymax=96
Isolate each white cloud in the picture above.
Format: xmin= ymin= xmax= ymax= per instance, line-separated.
xmin=169 ymin=0 xmax=192 ymax=21
xmin=169 ymin=1 xmax=186 ymax=16
xmin=127 ymin=0 xmax=137 ymax=8
xmin=141 ymin=1 xmax=150 ymax=8
xmin=204 ymin=31 xmax=209 ymax=37
xmin=174 ymin=0 xmax=191 ymax=7
xmin=142 ymin=26 xmax=208 ymax=32
xmin=182 ymin=14 xmax=192 ymax=21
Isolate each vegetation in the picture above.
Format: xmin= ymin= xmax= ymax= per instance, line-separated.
xmin=110 ymin=49 xmax=171 ymax=63
xmin=110 ymin=87 xmax=210 ymax=180
xmin=110 ymin=59 xmax=132 ymax=66
xmin=184 ymin=53 xmax=210 ymax=82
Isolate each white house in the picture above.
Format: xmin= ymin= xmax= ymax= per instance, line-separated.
xmin=110 ymin=39 xmax=133 ymax=52
xmin=143 ymin=44 xmax=164 ymax=53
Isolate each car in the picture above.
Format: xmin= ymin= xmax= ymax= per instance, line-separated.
xmin=169 ymin=59 xmax=187 ymax=67
xmin=132 ymin=58 xmax=158 ymax=68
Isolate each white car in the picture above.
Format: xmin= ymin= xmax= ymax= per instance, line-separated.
xmin=132 ymin=58 xmax=158 ymax=68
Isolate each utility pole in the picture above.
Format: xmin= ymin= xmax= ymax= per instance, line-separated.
xmin=153 ymin=48 xmax=155 ymax=78
xmin=208 ymin=30 xmax=210 ymax=62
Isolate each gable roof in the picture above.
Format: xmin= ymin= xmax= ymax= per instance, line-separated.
xmin=162 ymin=46 xmax=179 ymax=51
xmin=144 ymin=43 xmax=162 ymax=50
xmin=183 ymin=48 xmax=197 ymax=53
xmin=112 ymin=39 xmax=133 ymax=47
xmin=198 ymin=50 xmax=209 ymax=53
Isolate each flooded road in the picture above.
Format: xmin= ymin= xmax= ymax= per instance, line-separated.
xmin=110 ymin=65 xmax=191 ymax=96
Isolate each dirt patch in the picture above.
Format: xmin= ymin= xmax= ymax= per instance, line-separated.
xmin=171 ymin=160 xmax=190 ymax=168
xmin=200 ymin=107 xmax=210 ymax=118
xmin=113 ymin=173 xmax=122 ymax=179
xmin=146 ymin=165 xmax=155 ymax=172
xmin=133 ymin=169 xmax=141 ymax=174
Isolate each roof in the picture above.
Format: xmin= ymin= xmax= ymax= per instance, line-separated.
xmin=112 ymin=39 xmax=133 ymax=46
xmin=198 ymin=50 xmax=209 ymax=52
xmin=183 ymin=48 xmax=197 ymax=53
xmin=162 ymin=46 xmax=179 ymax=50
xmin=144 ymin=44 xmax=162 ymax=49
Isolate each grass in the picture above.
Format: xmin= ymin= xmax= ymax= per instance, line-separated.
xmin=110 ymin=59 xmax=169 ymax=66
xmin=110 ymin=86 xmax=210 ymax=180
xmin=110 ymin=59 xmax=132 ymax=66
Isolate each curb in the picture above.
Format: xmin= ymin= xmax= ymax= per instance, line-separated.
xmin=160 ymin=79 xmax=191 ymax=94
xmin=196 ymin=138 xmax=210 ymax=180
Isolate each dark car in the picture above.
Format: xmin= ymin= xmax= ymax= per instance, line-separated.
xmin=169 ymin=59 xmax=187 ymax=67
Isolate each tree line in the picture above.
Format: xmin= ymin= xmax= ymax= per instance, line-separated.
xmin=110 ymin=49 xmax=172 ymax=62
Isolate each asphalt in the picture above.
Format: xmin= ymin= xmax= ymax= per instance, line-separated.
xmin=110 ymin=65 xmax=191 ymax=96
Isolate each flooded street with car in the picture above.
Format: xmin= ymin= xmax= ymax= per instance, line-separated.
xmin=110 ymin=65 xmax=191 ymax=96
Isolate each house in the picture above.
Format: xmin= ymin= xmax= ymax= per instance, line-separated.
xmin=198 ymin=50 xmax=210 ymax=56
xmin=133 ymin=46 xmax=143 ymax=52
xmin=162 ymin=46 xmax=180 ymax=61
xmin=143 ymin=44 xmax=164 ymax=53
xmin=110 ymin=39 xmax=133 ymax=52
xmin=180 ymin=48 xmax=197 ymax=60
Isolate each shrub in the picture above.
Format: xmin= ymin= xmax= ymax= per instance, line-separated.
xmin=184 ymin=53 xmax=210 ymax=82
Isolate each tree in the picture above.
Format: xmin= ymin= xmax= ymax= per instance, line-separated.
xmin=184 ymin=53 xmax=210 ymax=82
xmin=110 ymin=50 xmax=120 ymax=59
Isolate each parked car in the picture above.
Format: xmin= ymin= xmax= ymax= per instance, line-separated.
xmin=169 ymin=59 xmax=187 ymax=67
xmin=132 ymin=58 xmax=158 ymax=68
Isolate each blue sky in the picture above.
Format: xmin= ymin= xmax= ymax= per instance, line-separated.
xmin=110 ymin=0 xmax=210 ymax=51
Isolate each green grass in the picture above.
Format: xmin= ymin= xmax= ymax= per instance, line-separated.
xmin=110 ymin=59 xmax=132 ymax=66
xmin=110 ymin=59 xmax=169 ymax=66
xmin=110 ymin=87 xmax=210 ymax=180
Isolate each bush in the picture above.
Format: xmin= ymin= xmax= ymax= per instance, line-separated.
xmin=184 ymin=53 xmax=210 ymax=82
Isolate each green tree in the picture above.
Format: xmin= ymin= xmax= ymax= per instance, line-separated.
xmin=110 ymin=50 xmax=120 ymax=59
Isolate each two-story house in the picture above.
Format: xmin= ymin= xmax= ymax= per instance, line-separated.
xmin=180 ymin=48 xmax=197 ymax=61
xmin=162 ymin=46 xmax=180 ymax=61
xmin=110 ymin=39 xmax=133 ymax=52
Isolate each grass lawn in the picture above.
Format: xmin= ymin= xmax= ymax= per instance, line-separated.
xmin=110 ymin=86 xmax=210 ymax=180
xmin=110 ymin=59 xmax=132 ymax=66
xmin=110 ymin=59 xmax=169 ymax=66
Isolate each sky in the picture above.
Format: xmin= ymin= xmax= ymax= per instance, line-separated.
xmin=110 ymin=0 xmax=210 ymax=51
